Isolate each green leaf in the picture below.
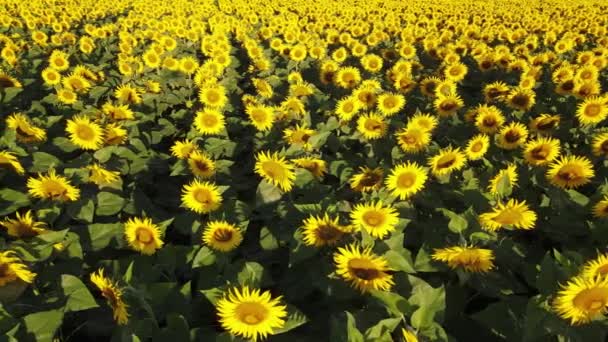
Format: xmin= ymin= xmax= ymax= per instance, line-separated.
xmin=438 ymin=209 xmax=468 ymax=233
xmin=272 ymin=305 xmax=308 ymax=334
xmin=409 ymin=278 xmax=445 ymax=330
xmin=495 ymin=172 xmax=513 ymax=197
xmin=370 ymin=291 xmax=414 ymax=316
xmin=86 ymin=223 xmax=122 ymax=251
xmin=2 ymin=88 xmax=23 ymax=103
xmin=384 ymin=250 xmax=416 ymax=273
xmin=31 ymin=152 xmax=61 ymax=172
xmin=0 ymin=189 xmax=30 ymax=216
xmin=192 ymin=247 xmax=216 ymax=267
xmin=255 ymin=180 xmax=282 ymax=206
xmin=52 ymin=137 xmax=79 ymax=153
xmin=567 ymin=189 xmax=589 ymax=206
xmin=96 ymin=192 xmax=126 ymax=216
xmin=67 ymin=199 xmax=95 ymax=223
xmin=237 ymin=262 xmax=264 ymax=287
xmin=61 ymin=275 xmax=99 ymax=312
xmin=364 ymin=318 xmax=401 ymax=341
xmin=21 ymin=309 xmax=64 ymax=342
xmin=330 ymin=312 xmax=364 ymax=342
xmin=259 ymin=227 xmax=279 ymax=250
xmin=309 ymin=131 xmax=331 ymax=149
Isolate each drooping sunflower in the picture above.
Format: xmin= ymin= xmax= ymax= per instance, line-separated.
xmin=0 ymin=210 xmax=46 ymax=238
xmin=88 ymin=164 xmax=121 ymax=187
xmin=357 ymin=113 xmax=387 ymax=140
xmin=546 ymin=155 xmax=594 ymax=189
xmin=465 ymin=134 xmax=490 ymax=160
xmin=350 ymin=201 xmax=399 ymax=239
xmin=27 ymin=169 xmax=80 ymax=202
xmin=553 ymin=275 xmax=608 ymax=325
xmin=576 ymin=96 xmax=607 ymax=126
xmin=434 ymin=94 xmax=464 ymax=117
xmin=246 ymin=104 xmax=275 ymax=131
xmin=475 ymin=105 xmax=505 ymax=134
xmin=523 ymin=137 xmax=561 ymax=166
xmin=581 ymin=253 xmax=608 ymax=279
xmin=0 ymin=151 xmax=25 ymax=175
xmin=199 ymin=84 xmax=228 ymax=109
xmin=350 ymin=166 xmax=384 ymax=192
xmin=432 ymin=246 xmax=495 ymax=273
xmin=428 ymin=147 xmax=467 ymax=177
xmin=496 ymin=122 xmax=529 ymax=150
xmin=395 ymin=126 xmax=431 ymax=153
xmin=195 ymin=108 xmax=225 ymax=135
xmin=254 ymin=151 xmax=296 ymax=192
xmin=0 ymin=71 xmax=21 ymax=88
xmin=479 ymin=199 xmax=537 ymax=231
xmin=408 ymin=112 xmax=438 ymax=132
xmin=188 ymin=150 xmax=216 ymax=179
xmin=0 ymin=251 xmax=36 ymax=287
xmin=333 ymin=244 xmax=394 ymax=292
xmin=6 ymin=113 xmax=47 ymax=143
xmin=292 ymin=157 xmax=327 ymax=178
xmin=529 ymin=114 xmax=561 ymax=135
xmin=90 ymin=268 xmax=129 ymax=325
xmin=65 ymin=116 xmax=104 ymax=150
xmin=385 ymin=162 xmax=428 ymax=200
xmin=301 ymin=214 xmax=350 ymax=247
xmin=593 ymin=196 xmax=608 ymax=218
xmin=216 ymin=286 xmax=287 ymax=341
xmin=377 ymin=93 xmax=406 ymax=117
xmin=488 ymin=165 xmax=518 ymax=197
xmin=124 ymin=217 xmax=164 ymax=255
xmin=202 ymin=221 xmax=243 ymax=252
xmin=283 ymin=125 xmax=315 ymax=151
xmin=171 ymin=139 xmax=199 ymax=159
xmin=114 ymin=84 xmax=142 ymax=104
xmin=104 ymin=123 xmax=127 ymax=146
xmin=102 ymin=103 xmax=135 ymax=120
xmin=181 ymin=180 xmax=223 ymax=214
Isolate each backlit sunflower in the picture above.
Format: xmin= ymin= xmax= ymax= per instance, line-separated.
xmin=333 ymin=243 xmax=394 ymax=292
xmin=6 ymin=113 xmax=47 ymax=143
xmin=202 ymin=220 xmax=243 ymax=252
xmin=488 ymin=165 xmax=518 ymax=197
xmin=254 ymin=151 xmax=295 ymax=192
xmin=475 ymin=105 xmax=505 ymax=134
xmin=0 ymin=151 xmax=24 ymax=175
xmin=27 ymin=169 xmax=80 ymax=202
xmin=581 ymin=253 xmax=608 ymax=279
xmin=506 ymin=87 xmax=536 ymax=111
xmin=553 ymin=275 xmax=608 ymax=325
xmin=395 ymin=126 xmax=431 ymax=153
xmin=66 ymin=116 xmax=104 ymax=150
xmin=181 ymin=180 xmax=223 ymax=214
xmin=479 ymin=199 xmax=537 ymax=231
xmin=195 ymin=108 xmax=225 ymax=135
xmin=432 ymin=246 xmax=495 ymax=273
xmin=385 ymin=162 xmax=428 ymax=200
xmin=357 ymin=113 xmax=387 ymax=140
xmin=216 ymin=286 xmax=287 ymax=341
xmin=408 ymin=113 xmax=438 ymax=132
xmin=350 ymin=166 xmax=384 ymax=192
xmin=465 ymin=134 xmax=490 ymax=160
xmin=0 ymin=251 xmax=36 ymax=287
xmin=246 ymin=104 xmax=275 ymax=131
xmin=102 ymin=103 xmax=135 ymax=120
xmin=283 ymin=125 xmax=315 ymax=151
xmin=104 ymin=123 xmax=128 ymax=145
xmin=576 ymin=96 xmax=608 ymax=126
xmin=301 ymin=214 xmax=350 ymax=247
xmin=188 ymin=150 xmax=216 ymax=178
xmin=124 ymin=217 xmax=164 ymax=255
xmin=90 ymin=268 xmax=129 ymax=325
xmin=547 ymin=155 xmax=594 ymax=189
xmin=292 ymin=157 xmax=327 ymax=178
xmin=350 ymin=201 xmax=399 ymax=239
xmin=428 ymin=147 xmax=467 ymax=177
xmin=88 ymin=164 xmax=121 ymax=187
xmin=496 ymin=122 xmax=528 ymax=150
xmin=199 ymin=84 xmax=228 ymax=109
xmin=1 ymin=210 xmax=46 ymax=238
xmin=523 ymin=137 xmax=561 ymax=166
xmin=593 ymin=196 xmax=608 ymax=218
xmin=171 ymin=139 xmax=199 ymax=159
xmin=377 ymin=93 xmax=405 ymax=117
xmin=434 ymin=94 xmax=464 ymax=117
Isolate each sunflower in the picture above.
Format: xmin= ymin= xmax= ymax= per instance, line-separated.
xmin=188 ymin=150 xmax=216 ymax=178
xmin=408 ymin=113 xmax=438 ymax=132
xmin=88 ymin=164 xmax=121 ymax=187
xmin=350 ymin=201 xmax=399 ymax=239
xmin=506 ymin=87 xmax=536 ymax=111
xmin=143 ymin=50 xmax=161 ymax=68
xmin=49 ymin=50 xmax=70 ymax=71
xmin=576 ymin=96 xmax=608 ymax=126
xmin=334 ymin=66 xmax=361 ymax=89
xmin=335 ymin=96 xmax=361 ymax=121
xmin=402 ymin=328 xmax=419 ymax=342
xmin=434 ymin=94 xmax=464 ymax=117
xmin=488 ymin=165 xmax=518 ymax=197
xmin=179 ymin=56 xmax=199 ymax=74
xmin=479 ymin=199 xmax=537 ymax=231
xmin=292 ymin=157 xmax=327 ymax=178
xmin=57 ymin=88 xmax=78 ymax=105
xmin=592 ymin=196 xmax=608 ymax=218
xmin=246 ymin=104 xmax=275 ymax=131
xmin=102 ymin=103 xmax=135 ymax=120
xmin=90 ymin=268 xmax=129 ymax=325
xmin=6 ymin=113 xmax=46 ymax=143
xmin=496 ymin=122 xmax=529 ymax=150
xmin=0 ymin=251 xmax=36 ymax=287
xmin=283 ymin=125 xmax=315 ymax=151
xmin=66 ymin=116 xmax=104 ymax=150
xmin=202 ymin=220 xmax=243 ymax=252
xmin=547 ymin=155 xmax=594 ymax=189
xmin=420 ymin=76 xmax=442 ymax=97
xmin=171 ymin=139 xmax=199 ymax=159
xmin=114 ymin=84 xmax=142 ymax=104
xmin=395 ymin=126 xmax=431 ymax=153
xmin=553 ymin=275 xmax=608 ymax=325
xmin=301 ymin=214 xmax=349 ymax=247
xmin=252 ymin=78 xmax=273 ymax=98
xmin=1 ymin=210 xmax=47 ymax=238
xmin=216 ymin=286 xmax=287 ymax=341
xmin=444 ymin=62 xmax=468 ymax=82
xmin=361 ymin=54 xmax=383 ymax=72
xmin=357 ymin=113 xmax=387 ymax=140
xmin=581 ymin=253 xmax=608 ymax=279
xmin=192 ymin=108 xmax=224 ymax=135
xmin=181 ymin=180 xmax=223 ymax=214
xmin=523 ymin=137 xmax=561 ymax=166
xmin=62 ymin=73 xmax=91 ymax=94
xmin=0 ymin=71 xmax=21 ymax=88
xmin=279 ymin=97 xmax=306 ymax=119
xmin=334 ymin=244 xmax=394 ymax=292
xmin=353 ymin=86 xmax=378 ymax=109
xmin=27 ymin=169 xmax=80 ymax=202
xmin=0 ymin=151 xmax=25 ymax=175
xmin=199 ymin=84 xmax=228 ymax=109
xmin=434 ymin=80 xmax=457 ymax=97
xmin=385 ymin=162 xmax=428 ymax=200
xmin=41 ymin=67 xmax=61 ymax=86
xmin=377 ymin=93 xmax=405 ymax=117
xmin=475 ymin=105 xmax=505 ymax=134
xmin=428 ymin=147 xmax=467 ymax=177
xmin=432 ymin=246 xmax=495 ymax=273
xmin=350 ymin=166 xmax=384 ymax=192
xmin=529 ymin=114 xmax=560 ymax=135
xmin=465 ymin=134 xmax=490 ymax=160
xmin=254 ymin=151 xmax=295 ymax=192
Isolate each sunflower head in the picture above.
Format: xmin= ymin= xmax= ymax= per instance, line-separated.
xmin=395 ymin=126 xmax=431 ymax=153
xmin=124 ymin=217 xmax=164 ymax=255
xmin=181 ymin=179 xmax=223 ymax=214
xmin=293 ymin=157 xmax=327 ymax=178
xmin=254 ymin=151 xmax=296 ymax=192
xmin=496 ymin=122 xmax=529 ymax=150
xmin=90 ymin=268 xmax=129 ymax=325
xmin=465 ymin=134 xmax=490 ymax=160
xmin=432 ymin=246 xmax=495 ymax=273
xmin=301 ymin=214 xmax=350 ymax=247
xmin=479 ymin=199 xmax=537 ymax=231
xmin=0 ymin=251 xmax=36 ymax=287
xmin=523 ymin=137 xmax=560 ymax=166
xmin=0 ymin=151 xmax=25 ymax=175
xmin=428 ymin=146 xmax=467 ymax=177
xmin=188 ymin=150 xmax=216 ymax=179
xmin=350 ymin=201 xmax=399 ymax=239
xmin=27 ymin=169 xmax=80 ymax=202
xmin=65 ymin=116 xmax=104 ymax=150
xmin=553 ymin=275 xmax=608 ymax=325
xmin=385 ymin=161 xmax=428 ymax=200
xmin=547 ymin=155 xmax=594 ymax=189
xmin=203 ymin=221 xmax=243 ymax=252
xmin=357 ymin=113 xmax=387 ymax=140
xmin=1 ymin=210 xmax=47 ymax=238
xmin=333 ymin=243 xmax=394 ymax=292
xmin=350 ymin=166 xmax=384 ymax=192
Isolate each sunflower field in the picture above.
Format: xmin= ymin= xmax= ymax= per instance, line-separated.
xmin=1 ymin=0 xmax=608 ymax=341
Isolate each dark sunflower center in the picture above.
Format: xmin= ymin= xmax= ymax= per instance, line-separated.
xmin=351 ymin=267 xmax=380 ymax=280
xmin=316 ymin=224 xmax=341 ymax=241
xmin=359 ymin=172 xmax=382 ymax=187
xmin=483 ymin=117 xmax=496 ymax=127
xmin=504 ymin=130 xmax=520 ymax=143
xmin=437 ymin=155 xmax=456 ymax=169
xmin=601 ymin=141 xmax=608 ymax=152
xmin=511 ymin=94 xmax=529 ymax=107
xmin=440 ymin=101 xmax=457 ymax=111
xmin=531 ymin=146 xmax=548 ymax=159
xmin=0 ymin=76 xmax=17 ymax=88
xmin=194 ymin=160 xmax=210 ymax=172
xmin=557 ymin=170 xmax=580 ymax=181
xmin=212 ymin=228 xmax=233 ymax=242
xmin=561 ymin=80 xmax=575 ymax=91
xmin=537 ymin=118 xmax=557 ymax=130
